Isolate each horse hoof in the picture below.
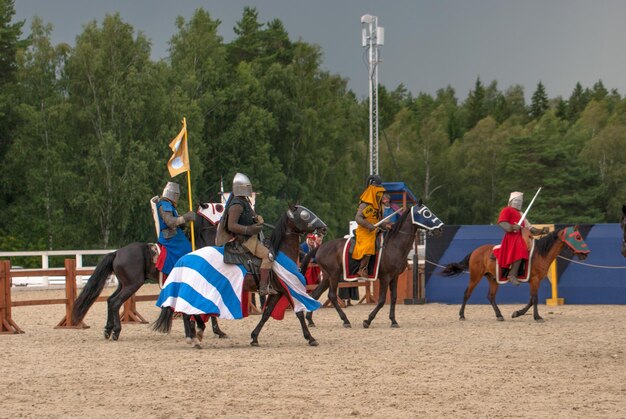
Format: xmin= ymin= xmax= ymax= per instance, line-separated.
xmin=196 ymin=329 xmax=204 ymax=342
xmin=497 ymin=316 xmax=504 ymax=322
xmin=217 ymin=333 xmax=228 ymax=339
xmin=390 ymin=323 xmax=400 ymax=328
xmin=185 ymin=337 xmax=193 ymax=345
xmin=250 ymin=341 xmax=259 ymax=347
xmin=309 ymin=340 xmax=319 ymax=347
xmin=343 ymin=323 xmax=352 ymax=328
xmin=459 ymin=317 xmax=465 ymax=321
xmin=192 ymin=338 xmax=202 ymax=349
xmin=535 ymin=317 xmax=544 ymax=323
xmin=362 ymin=320 xmax=370 ymax=329
xmin=103 ymin=331 xmax=111 ymax=339
xmin=308 ymin=323 xmax=316 ymax=328
xmin=111 ymin=334 xmax=119 ymax=341
xmin=511 ymin=312 xmax=520 ymax=318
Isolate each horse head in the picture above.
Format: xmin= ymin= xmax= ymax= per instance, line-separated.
xmin=287 ymin=203 xmax=327 ymax=236
xmin=409 ymin=201 xmax=444 ymax=236
xmin=560 ymin=225 xmax=590 ymax=261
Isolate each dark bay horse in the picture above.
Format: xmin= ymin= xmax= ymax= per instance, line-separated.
xmin=619 ymin=205 xmax=626 ymax=258
xmin=304 ymin=202 xmax=443 ymax=328
xmin=441 ymin=226 xmax=590 ymax=322
xmin=152 ymin=204 xmax=327 ymax=347
xmin=71 ymin=203 xmax=223 ymax=341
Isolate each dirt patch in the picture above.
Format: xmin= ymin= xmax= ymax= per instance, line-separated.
xmin=2 ymin=284 xmax=625 ymax=418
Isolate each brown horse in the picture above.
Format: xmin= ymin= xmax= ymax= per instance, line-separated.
xmin=304 ymin=202 xmax=443 ymax=328
xmin=619 ymin=205 xmax=626 ymax=258
xmin=441 ymin=226 xmax=590 ymax=322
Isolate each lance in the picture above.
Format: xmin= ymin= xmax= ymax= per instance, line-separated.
xmin=374 ymin=207 xmax=404 ymax=228
xmin=517 ymin=187 xmax=542 ymax=226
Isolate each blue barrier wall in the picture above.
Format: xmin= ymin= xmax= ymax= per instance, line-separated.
xmin=425 ymin=224 xmax=625 ymax=304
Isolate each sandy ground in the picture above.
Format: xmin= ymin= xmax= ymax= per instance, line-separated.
xmin=1 ymin=283 xmax=625 ymax=418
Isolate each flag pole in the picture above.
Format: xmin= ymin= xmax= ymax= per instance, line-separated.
xmin=183 ymin=117 xmax=196 ymax=251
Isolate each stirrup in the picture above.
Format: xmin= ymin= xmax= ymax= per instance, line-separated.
xmin=508 ymin=276 xmax=520 ymax=286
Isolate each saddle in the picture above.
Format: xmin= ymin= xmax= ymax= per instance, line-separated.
xmin=223 ymin=241 xmax=262 ymax=272
xmin=493 ymin=240 xmax=536 ymax=284
xmin=342 ymin=235 xmax=382 ymax=281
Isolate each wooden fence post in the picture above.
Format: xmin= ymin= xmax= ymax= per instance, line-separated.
xmin=120 ymin=295 xmax=148 ymax=324
xmin=55 ymin=259 xmax=89 ymax=329
xmin=0 ymin=260 xmax=24 ymax=334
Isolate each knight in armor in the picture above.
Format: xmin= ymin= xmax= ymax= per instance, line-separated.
xmin=493 ymin=191 xmax=548 ymax=285
xmin=353 ymin=175 xmax=393 ymax=278
xmin=157 ymin=182 xmax=196 ymax=276
xmin=223 ymin=173 xmax=277 ymax=296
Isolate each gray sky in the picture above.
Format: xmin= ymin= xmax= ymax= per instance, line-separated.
xmin=14 ymin=0 xmax=626 ymax=101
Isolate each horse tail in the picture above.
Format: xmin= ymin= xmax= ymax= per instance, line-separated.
xmin=151 ymin=307 xmax=174 ymax=334
xmin=299 ymin=247 xmax=319 ymax=273
xmin=440 ymin=252 xmax=472 ymax=276
xmin=72 ymin=251 xmax=116 ymax=324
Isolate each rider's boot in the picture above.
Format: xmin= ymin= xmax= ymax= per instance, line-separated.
xmin=258 ymin=268 xmax=278 ymax=296
xmin=357 ymin=255 xmax=371 ymax=278
xmin=507 ymin=259 xmax=522 ymax=286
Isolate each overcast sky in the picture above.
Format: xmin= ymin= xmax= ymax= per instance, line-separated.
xmin=14 ymin=0 xmax=626 ymax=101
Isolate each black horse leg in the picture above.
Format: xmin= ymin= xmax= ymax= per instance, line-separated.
xmin=326 ymin=284 xmax=352 ymax=327
xmin=459 ymin=275 xmax=482 ymax=321
xmin=532 ymin=294 xmax=543 ymax=321
xmin=295 ymin=311 xmax=318 ymax=347
xmin=182 ymin=314 xmax=201 ymax=349
xmin=363 ymin=280 xmax=388 ymax=328
xmin=388 ymin=277 xmax=399 ymax=328
xmin=210 ymin=316 xmax=227 ymax=338
xmin=250 ymin=294 xmax=281 ymax=346
xmin=512 ymin=298 xmax=533 ymax=318
xmin=108 ymin=282 xmax=142 ymax=341
xmin=306 ymin=281 xmax=330 ymax=327
xmin=104 ymin=284 xmax=122 ymax=339
xmin=486 ymin=277 xmax=504 ymax=321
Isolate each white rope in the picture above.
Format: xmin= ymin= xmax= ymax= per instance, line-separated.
xmin=424 ymin=257 xmax=626 ymax=272
xmin=556 ymin=255 xmax=626 ymax=269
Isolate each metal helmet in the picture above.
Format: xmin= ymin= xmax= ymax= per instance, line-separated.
xmin=366 ymin=175 xmax=382 ymax=187
xmin=508 ymin=191 xmax=523 ymax=210
xmin=162 ymin=182 xmax=181 ymax=204
xmin=232 ymin=173 xmax=253 ymax=197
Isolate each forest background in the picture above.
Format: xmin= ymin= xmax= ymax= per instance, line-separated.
xmin=1 ymin=1 xmax=625 ymax=255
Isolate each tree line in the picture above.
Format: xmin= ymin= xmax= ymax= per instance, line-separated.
xmin=1 ymin=1 xmax=624 ymax=253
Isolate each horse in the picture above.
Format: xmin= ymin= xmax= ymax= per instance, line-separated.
xmin=152 ymin=204 xmax=328 ymax=347
xmin=302 ymin=202 xmax=443 ymax=329
xmin=440 ymin=225 xmax=590 ymax=322
xmin=619 ymin=205 xmax=626 ymax=258
xmin=71 ymin=203 xmax=225 ymax=341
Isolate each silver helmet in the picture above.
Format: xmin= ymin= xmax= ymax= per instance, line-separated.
xmin=508 ymin=191 xmax=523 ymax=210
xmin=162 ymin=182 xmax=181 ymax=204
xmin=232 ymin=173 xmax=253 ymax=197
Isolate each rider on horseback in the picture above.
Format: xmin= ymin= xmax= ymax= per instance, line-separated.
xmin=157 ymin=182 xmax=196 ymax=276
xmin=353 ymin=175 xmax=393 ymax=278
xmin=223 ymin=173 xmax=277 ymax=296
xmin=493 ymin=191 xmax=548 ymax=285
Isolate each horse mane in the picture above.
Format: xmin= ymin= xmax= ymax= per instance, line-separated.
xmin=534 ymin=230 xmax=560 ymax=257
xmin=268 ymin=212 xmax=289 ymax=254
xmin=384 ymin=209 xmax=412 ymax=240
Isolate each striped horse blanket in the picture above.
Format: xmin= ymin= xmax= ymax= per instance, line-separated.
xmin=156 ymin=246 xmax=321 ymax=320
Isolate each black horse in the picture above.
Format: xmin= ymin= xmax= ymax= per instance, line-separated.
xmin=152 ymin=204 xmax=327 ymax=347
xmin=71 ymin=203 xmax=222 ymax=341
xmin=302 ymin=202 xmax=443 ymax=329
xmin=619 ymin=205 xmax=626 ymax=258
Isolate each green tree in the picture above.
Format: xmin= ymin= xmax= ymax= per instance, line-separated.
xmin=529 ymin=81 xmax=549 ymax=119
xmin=464 ymin=76 xmax=486 ymax=129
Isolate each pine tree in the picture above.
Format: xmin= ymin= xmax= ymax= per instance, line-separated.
xmin=529 ymin=81 xmax=549 ymax=119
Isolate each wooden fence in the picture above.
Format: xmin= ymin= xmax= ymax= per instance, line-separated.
xmin=0 ymin=259 xmax=158 ymax=334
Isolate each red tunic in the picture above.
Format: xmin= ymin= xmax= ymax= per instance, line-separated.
xmin=492 ymin=206 xmax=531 ymax=268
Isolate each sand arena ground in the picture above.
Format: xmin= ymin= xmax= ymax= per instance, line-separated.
xmin=1 ymin=284 xmax=625 ymax=418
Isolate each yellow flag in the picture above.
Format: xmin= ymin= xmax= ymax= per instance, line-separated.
xmin=167 ymin=124 xmax=189 ymax=177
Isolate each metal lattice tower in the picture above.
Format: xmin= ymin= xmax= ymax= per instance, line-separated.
xmin=361 ymin=15 xmax=384 ymax=176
